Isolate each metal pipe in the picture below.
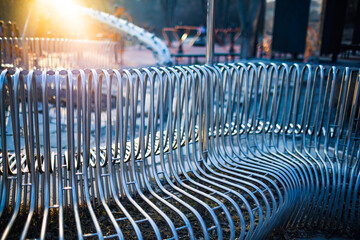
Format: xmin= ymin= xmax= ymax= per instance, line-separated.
xmin=0 ymin=63 xmax=359 ymax=239
xmin=206 ymin=0 xmax=215 ymax=64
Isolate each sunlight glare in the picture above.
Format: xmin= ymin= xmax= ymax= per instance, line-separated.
xmin=35 ymin=0 xmax=91 ymax=39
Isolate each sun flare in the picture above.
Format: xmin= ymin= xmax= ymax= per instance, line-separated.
xmin=34 ymin=0 xmax=91 ymax=39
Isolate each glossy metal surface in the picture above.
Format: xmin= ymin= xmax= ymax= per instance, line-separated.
xmin=0 ymin=63 xmax=359 ymax=239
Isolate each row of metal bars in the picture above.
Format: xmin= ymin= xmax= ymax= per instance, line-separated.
xmin=0 ymin=62 xmax=359 ymax=239
xmin=0 ymin=37 xmax=121 ymax=70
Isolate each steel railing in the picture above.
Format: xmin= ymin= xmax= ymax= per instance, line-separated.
xmin=0 ymin=62 xmax=359 ymax=239
xmin=0 ymin=37 xmax=122 ymax=70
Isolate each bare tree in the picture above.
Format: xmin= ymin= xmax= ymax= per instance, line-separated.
xmin=216 ymin=0 xmax=231 ymax=28
xmin=160 ymin=0 xmax=178 ymax=27
xmin=238 ymin=0 xmax=265 ymax=58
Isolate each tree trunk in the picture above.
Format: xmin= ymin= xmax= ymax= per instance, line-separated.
xmin=238 ymin=0 xmax=264 ymax=58
xmin=160 ymin=0 xmax=177 ymax=27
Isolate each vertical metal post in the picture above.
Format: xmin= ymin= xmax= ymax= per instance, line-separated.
xmin=206 ymin=0 xmax=215 ymax=64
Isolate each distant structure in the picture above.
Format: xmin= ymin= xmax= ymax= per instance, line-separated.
xmin=271 ymin=0 xmax=360 ymax=62
xmin=81 ymin=6 xmax=172 ymax=65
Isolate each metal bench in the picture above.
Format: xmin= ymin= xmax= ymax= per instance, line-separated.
xmin=0 ymin=62 xmax=359 ymax=239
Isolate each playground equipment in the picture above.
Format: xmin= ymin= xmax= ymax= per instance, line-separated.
xmin=19 ymin=1 xmax=171 ymax=67
xmin=78 ymin=6 xmax=172 ymax=66
xmin=0 ymin=1 xmax=173 ymax=70
xmin=162 ymin=26 xmax=241 ymax=54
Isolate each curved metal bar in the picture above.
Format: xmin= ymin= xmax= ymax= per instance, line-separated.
xmin=109 ymin=69 xmax=143 ymax=240
xmin=92 ymin=69 xmax=124 ymax=239
xmin=1 ymin=69 xmax=21 ymax=240
xmin=0 ymin=63 xmax=359 ymax=240
xmin=131 ymin=68 xmax=178 ymax=239
xmin=146 ymin=66 xmax=207 ymax=239
xmin=170 ymin=65 xmax=236 ymax=239
xmin=158 ymin=66 xmax=218 ymax=240
xmin=139 ymin=67 xmax=196 ymax=239
xmin=212 ymin=63 xmax=290 ymax=237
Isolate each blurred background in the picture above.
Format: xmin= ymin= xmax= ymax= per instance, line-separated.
xmin=0 ymin=0 xmax=359 ymax=67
